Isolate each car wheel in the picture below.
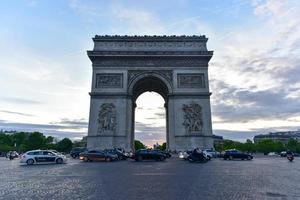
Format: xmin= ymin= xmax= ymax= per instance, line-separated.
xmin=247 ymin=156 xmax=252 ymax=160
xmin=105 ymin=157 xmax=112 ymax=162
xmin=137 ymin=155 xmax=143 ymax=161
xmin=83 ymin=157 xmax=89 ymax=162
xmin=56 ymin=158 xmax=63 ymax=164
xmin=26 ymin=159 xmax=34 ymax=165
xmin=229 ymin=156 xmax=233 ymax=160
xmin=71 ymin=154 xmax=76 ymax=159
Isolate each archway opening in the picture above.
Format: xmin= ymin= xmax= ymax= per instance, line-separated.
xmin=134 ymin=92 xmax=166 ymax=149
xmin=130 ymin=75 xmax=170 ymax=150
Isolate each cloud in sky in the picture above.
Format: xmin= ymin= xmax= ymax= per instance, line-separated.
xmin=0 ymin=0 xmax=300 ymax=143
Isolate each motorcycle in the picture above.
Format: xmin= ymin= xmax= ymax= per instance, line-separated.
xmin=187 ymin=152 xmax=209 ymax=163
xmin=287 ymin=154 xmax=294 ymax=162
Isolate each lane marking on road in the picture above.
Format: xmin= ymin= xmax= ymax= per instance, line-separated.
xmin=133 ymin=173 xmax=173 ymax=176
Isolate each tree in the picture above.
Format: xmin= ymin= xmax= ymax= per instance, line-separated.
xmin=286 ymin=139 xmax=299 ymax=153
xmin=157 ymin=142 xmax=167 ymax=151
xmin=45 ymin=136 xmax=56 ymax=149
xmin=12 ymin=132 xmax=27 ymax=152
xmin=134 ymin=140 xmax=146 ymax=150
xmin=0 ymin=144 xmax=13 ymax=152
xmin=55 ymin=138 xmax=73 ymax=153
xmin=24 ymin=132 xmax=46 ymax=151
xmin=256 ymin=139 xmax=281 ymax=154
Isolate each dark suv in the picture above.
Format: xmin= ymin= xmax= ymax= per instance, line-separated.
xmin=70 ymin=147 xmax=87 ymax=158
xmin=223 ymin=149 xmax=253 ymax=160
xmin=132 ymin=149 xmax=166 ymax=161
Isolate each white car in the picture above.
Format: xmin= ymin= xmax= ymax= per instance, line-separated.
xmin=268 ymin=152 xmax=278 ymax=156
xmin=20 ymin=150 xmax=67 ymax=165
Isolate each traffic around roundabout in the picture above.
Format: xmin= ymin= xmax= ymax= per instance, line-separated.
xmin=4 ymin=147 xmax=297 ymax=166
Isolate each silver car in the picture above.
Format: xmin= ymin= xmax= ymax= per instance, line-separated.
xmin=20 ymin=150 xmax=67 ymax=165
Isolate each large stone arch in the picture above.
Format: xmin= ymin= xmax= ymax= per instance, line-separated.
xmin=86 ymin=35 xmax=214 ymax=152
xmin=128 ymin=71 xmax=173 ymax=100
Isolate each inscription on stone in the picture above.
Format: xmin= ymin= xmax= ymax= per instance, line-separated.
xmin=96 ymin=73 xmax=123 ymax=88
xmin=177 ymin=73 xmax=205 ymax=88
xmin=182 ymin=103 xmax=203 ymax=134
xmin=98 ymin=103 xmax=116 ymax=134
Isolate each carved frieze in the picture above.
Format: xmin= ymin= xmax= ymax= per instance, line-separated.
xmin=177 ymin=73 xmax=205 ymax=88
xmin=97 ymin=103 xmax=116 ymax=134
xmin=92 ymin=58 xmax=208 ymax=68
xmin=182 ymin=103 xmax=203 ymax=134
xmin=93 ymin=42 xmax=207 ymax=51
xmin=96 ymin=73 xmax=123 ymax=88
xmin=128 ymin=70 xmax=173 ymax=86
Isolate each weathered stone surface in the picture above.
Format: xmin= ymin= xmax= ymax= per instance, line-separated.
xmin=87 ymin=35 xmax=214 ymax=151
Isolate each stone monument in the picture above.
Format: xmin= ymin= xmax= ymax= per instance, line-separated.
xmin=87 ymin=35 xmax=214 ymax=151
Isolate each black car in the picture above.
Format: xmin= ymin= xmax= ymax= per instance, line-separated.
xmin=70 ymin=147 xmax=87 ymax=158
xmin=133 ymin=149 xmax=166 ymax=161
xmin=223 ymin=149 xmax=253 ymax=160
xmin=104 ymin=149 xmax=127 ymax=160
xmin=152 ymin=149 xmax=172 ymax=158
xmin=79 ymin=150 xmax=118 ymax=162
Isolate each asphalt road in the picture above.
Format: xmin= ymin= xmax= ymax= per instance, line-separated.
xmin=0 ymin=156 xmax=299 ymax=200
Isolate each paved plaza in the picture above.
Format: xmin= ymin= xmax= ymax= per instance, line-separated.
xmin=0 ymin=156 xmax=299 ymax=200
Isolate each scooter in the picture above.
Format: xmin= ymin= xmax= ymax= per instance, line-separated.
xmin=287 ymin=154 xmax=294 ymax=162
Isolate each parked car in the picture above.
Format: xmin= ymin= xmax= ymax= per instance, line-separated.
xmin=132 ymin=149 xmax=166 ymax=161
xmin=268 ymin=152 xmax=279 ymax=156
xmin=79 ymin=150 xmax=118 ymax=162
xmin=70 ymin=147 xmax=87 ymax=158
xmin=293 ymin=153 xmax=299 ymax=157
xmin=6 ymin=151 xmax=19 ymax=159
xmin=223 ymin=149 xmax=253 ymax=160
xmin=152 ymin=149 xmax=172 ymax=158
xmin=280 ymin=151 xmax=287 ymax=157
xmin=20 ymin=150 xmax=67 ymax=165
xmin=203 ymin=149 xmax=219 ymax=158
xmin=48 ymin=149 xmax=64 ymax=155
xmin=104 ymin=149 xmax=127 ymax=160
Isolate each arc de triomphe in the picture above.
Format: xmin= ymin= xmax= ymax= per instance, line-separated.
xmin=87 ymin=35 xmax=214 ymax=151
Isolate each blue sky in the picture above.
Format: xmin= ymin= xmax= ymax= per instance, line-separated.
xmin=0 ymin=0 xmax=300 ymax=145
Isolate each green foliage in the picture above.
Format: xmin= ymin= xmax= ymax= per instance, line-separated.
xmin=55 ymin=138 xmax=73 ymax=153
xmin=156 ymin=142 xmax=167 ymax=151
xmin=25 ymin=132 xmax=46 ymax=151
xmin=134 ymin=140 xmax=146 ymax=150
xmin=0 ymin=131 xmax=76 ymax=154
xmin=286 ymin=139 xmax=300 ymax=153
xmin=214 ymin=138 xmax=292 ymax=154
xmin=0 ymin=144 xmax=13 ymax=152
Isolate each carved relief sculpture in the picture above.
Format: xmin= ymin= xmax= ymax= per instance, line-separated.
xmin=178 ymin=73 xmax=205 ymax=88
xmin=98 ymin=103 xmax=116 ymax=134
xmin=182 ymin=103 xmax=203 ymax=134
xmin=96 ymin=74 xmax=123 ymax=88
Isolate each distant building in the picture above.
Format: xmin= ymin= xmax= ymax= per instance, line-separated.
xmin=254 ymin=131 xmax=300 ymax=144
xmin=213 ymin=135 xmax=224 ymax=146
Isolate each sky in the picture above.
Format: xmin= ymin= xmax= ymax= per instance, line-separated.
xmin=0 ymin=0 xmax=300 ymax=146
